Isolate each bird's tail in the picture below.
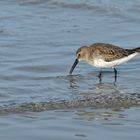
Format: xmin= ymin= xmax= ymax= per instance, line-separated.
xmin=132 ymin=47 xmax=140 ymax=53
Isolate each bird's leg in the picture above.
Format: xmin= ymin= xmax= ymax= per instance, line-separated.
xmin=114 ymin=68 xmax=117 ymax=82
xmin=98 ymin=69 xmax=102 ymax=83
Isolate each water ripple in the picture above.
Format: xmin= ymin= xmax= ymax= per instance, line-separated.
xmin=0 ymin=92 xmax=140 ymax=115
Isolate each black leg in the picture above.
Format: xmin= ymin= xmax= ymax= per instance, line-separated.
xmin=114 ymin=68 xmax=117 ymax=82
xmin=98 ymin=69 xmax=102 ymax=83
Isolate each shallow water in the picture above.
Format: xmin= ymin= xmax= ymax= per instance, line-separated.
xmin=0 ymin=107 xmax=140 ymax=140
xmin=0 ymin=0 xmax=140 ymax=139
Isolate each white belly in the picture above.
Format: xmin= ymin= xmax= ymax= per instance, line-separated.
xmin=88 ymin=52 xmax=138 ymax=68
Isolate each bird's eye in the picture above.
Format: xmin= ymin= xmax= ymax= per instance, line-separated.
xmin=78 ymin=53 xmax=81 ymax=57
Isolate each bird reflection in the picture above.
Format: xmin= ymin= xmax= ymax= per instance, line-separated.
xmin=67 ymin=74 xmax=80 ymax=89
xmin=68 ymin=72 xmax=118 ymax=89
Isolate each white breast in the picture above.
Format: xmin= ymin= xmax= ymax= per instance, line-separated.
xmin=87 ymin=52 xmax=138 ymax=68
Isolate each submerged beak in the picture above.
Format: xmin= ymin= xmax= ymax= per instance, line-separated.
xmin=69 ymin=59 xmax=79 ymax=74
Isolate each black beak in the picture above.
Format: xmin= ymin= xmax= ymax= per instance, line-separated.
xmin=69 ymin=59 xmax=79 ymax=74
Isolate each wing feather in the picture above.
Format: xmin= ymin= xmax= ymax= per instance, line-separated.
xmin=90 ymin=43 xmax=135 ymax=62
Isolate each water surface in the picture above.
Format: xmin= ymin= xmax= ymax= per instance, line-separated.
xmin=0 ymin=0 xmax=140 ymax=139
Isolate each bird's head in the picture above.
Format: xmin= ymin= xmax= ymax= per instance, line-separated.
xmin=69 ymin=46 xmax=90 ymax=74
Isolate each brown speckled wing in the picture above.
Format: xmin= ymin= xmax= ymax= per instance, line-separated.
xmin=90 ymin=43 xmax=135 ymax=62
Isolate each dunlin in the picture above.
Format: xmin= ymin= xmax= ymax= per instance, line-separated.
xmin=69 ymin=43 xmax=140 ymax=82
